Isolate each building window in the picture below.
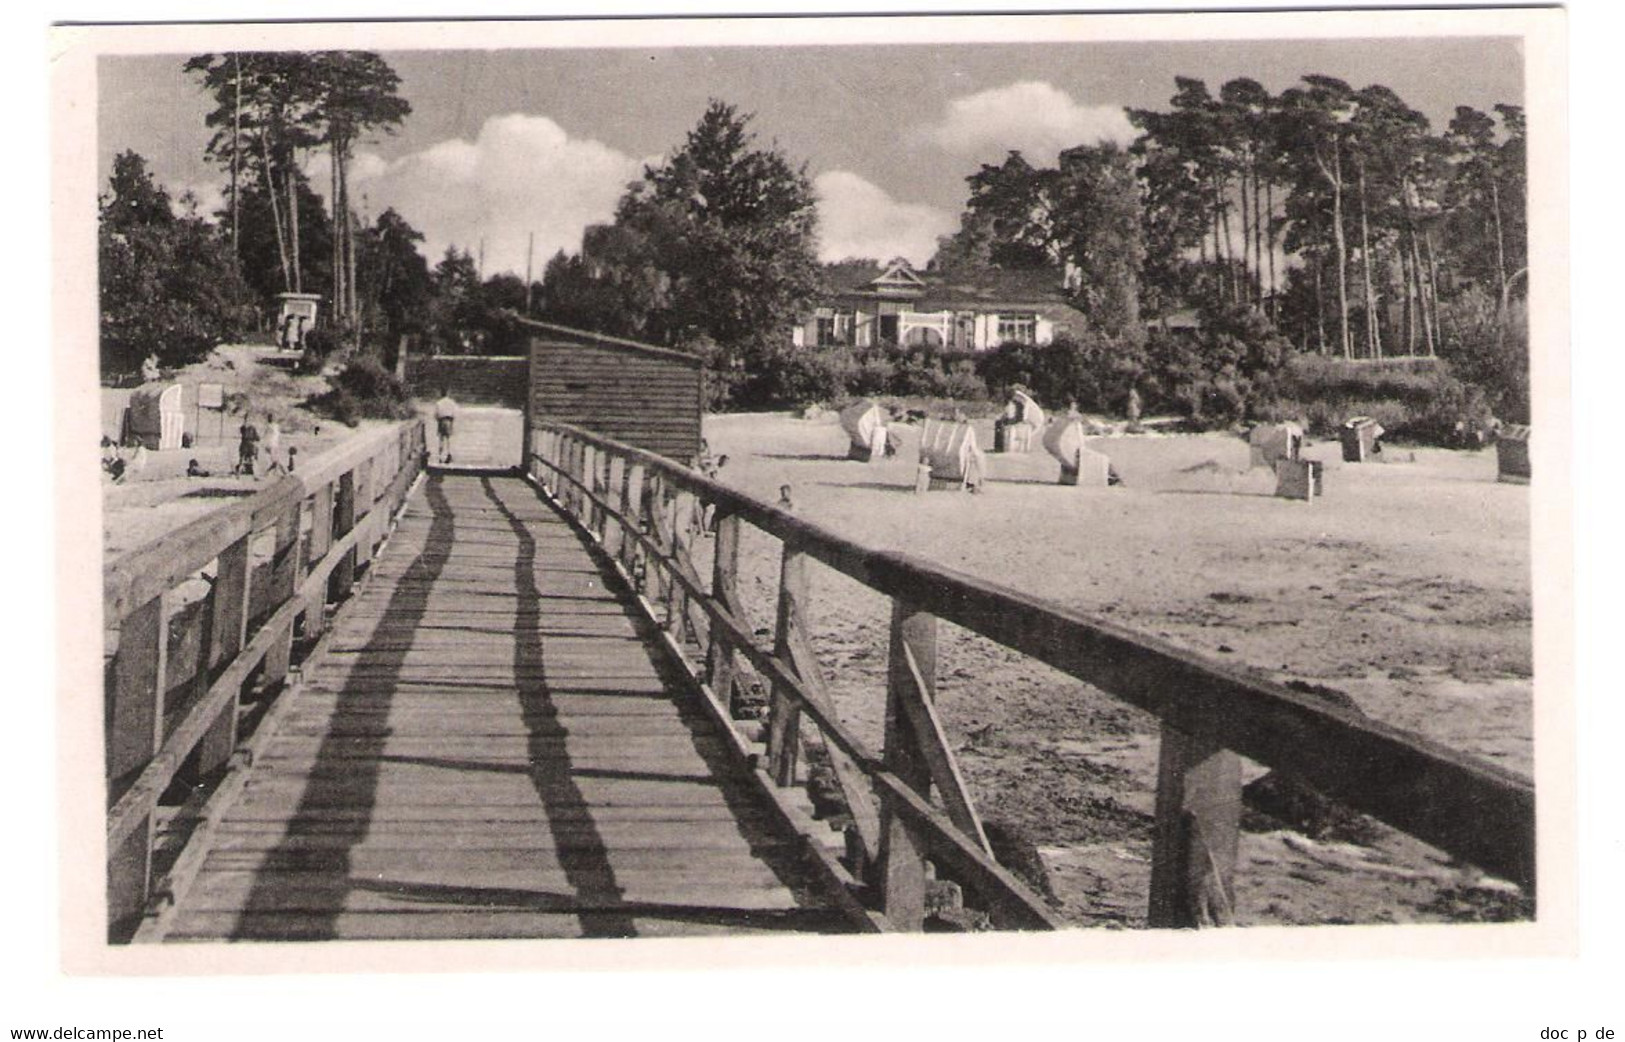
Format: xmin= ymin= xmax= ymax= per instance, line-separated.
xmin=997 ymin=313 xmax=1037 ymax=345
xmin=816 ymin=310 xmax=851 ymax=346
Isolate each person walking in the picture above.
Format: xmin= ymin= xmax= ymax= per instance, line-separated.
xmin=237 ymin=411 xmax=261 ymax=478
xmin=263 ymin=413 xmax=284 ymax=475
xmin=434 ymin=390 xmax=459 ymax=464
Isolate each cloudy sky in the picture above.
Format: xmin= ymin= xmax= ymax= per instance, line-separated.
xmin=98 ymin=36 xmax=1522 ymax=277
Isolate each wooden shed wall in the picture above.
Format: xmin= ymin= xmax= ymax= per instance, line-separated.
xmin=528 ymin=332 xmax=704 ymax=464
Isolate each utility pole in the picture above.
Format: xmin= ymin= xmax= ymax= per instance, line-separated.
xmin=524 ymin=231 xmax=535 ymax=315
xmin=477 ymin=238 xmax=485 ymax=282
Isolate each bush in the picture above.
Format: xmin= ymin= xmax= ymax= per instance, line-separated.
xmin=1275 ymin=355 xmax=1493 ymax=445
xmin=703 ymin=338 xmax=991 ymax=411
xmin=1438 ymin=288 xmax=1529 ymax=424
xmin=305 ymin=356 xmax=416 ymax=427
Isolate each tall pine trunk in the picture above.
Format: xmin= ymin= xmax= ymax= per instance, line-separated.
xmin=287 ymin=151 xmax=302 ymax=294
xmin=1211 ymin=185 xmax=1225 ymax=307
xmin=1219 ymin=180 xmax=1238 ymax=304
xmin=1328 ymin=150 xmax=1352 ymax=359
xmin=1238 ymin=166 xmax=1252 ymax=305
xmin=1424 ymin=228 xmax=1443 ymax=352
xmin=1265 ymin=178 xmax=1278 ymax=319
xmin=1412 ymin=232 xmax=1434 ymax=356
xmin=1357 ymin=155 xmax=1380 ymax=359
xmin=230 ymin=54 xmax=241 ymax=260
xmin=345 ymin=148 xmax=359 ymax=338
xmin=256 ymin=129 xmax=291 ymax=293
xmin=1314 ymin=246 xmax=1328 ymax=354
xmin=1251 ymin=160 xmax=1264 ymax=307
xmin=331 ymin=139 xmax=344 ymax=331
xmin=1490 ymin=178 xmax=1508 ymax=303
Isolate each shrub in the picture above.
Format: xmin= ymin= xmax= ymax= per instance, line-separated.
xmin=306 ymin=356 xmax=415 ymax=426
xmin=1437 ymin=288 xmax=1529 ymax=424
xmin=1276 ymin=355 xmax=1493 ymax=444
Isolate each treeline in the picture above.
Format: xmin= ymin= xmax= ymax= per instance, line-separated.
xmin=99 ymin=51 xmax=537 ymax=378
xmin=101 ymin=61 xmax=1528 ymax=433
xmin=925 ymin=74 xmax=1527 ymax=423
xmin=538 ymin=77 xmax=1527 ymax=426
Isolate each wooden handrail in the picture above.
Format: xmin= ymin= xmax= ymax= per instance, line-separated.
xmin=103 ymin=419 xmax=426 ymax=940
xmin=530 ymin=418 xmax=1535 ymax=929
xmin=104 ymin=424 xmax=419 ymax=624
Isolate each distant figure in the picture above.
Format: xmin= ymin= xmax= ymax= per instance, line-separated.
xmin=434 ymin=391 xmax=459 ymax=464
xmin=126 ymin=445 xmax=148 ymax=482
xmin=778 ymin=484 xmax=794 ymax=511
xmin=237 ymin=412 xmax=261 ymax=478
xmin=263 ymin=413 xmax=284 ymax=475
xmin=102 ymin=437 xmax=126 ymax=481
xmin=697 ymin=438 xmax=719 ymax=479
xmin=186 ymin=458 xmax=212 ymax=478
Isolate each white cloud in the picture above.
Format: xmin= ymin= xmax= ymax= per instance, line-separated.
xmin=814 ymin=171 xmax=955 ymax=267
xmin=921 ymin=81 xmax=1136 ymax=165
xmin=307 ymin=113 xmax=643 ymax=277
xmin=173 ymin=180 xmax=226 ymax=223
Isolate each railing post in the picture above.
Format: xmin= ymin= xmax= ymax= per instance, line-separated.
xmin=106 ymin=590 xmax=168 ymax=937
xmin=354 ymin=457 xmax=377 ymax=567
xmin=597 ymin=450 xmax=615 ymax=545
xmin=878 ymin=599 xmax=936 ymax=930
xmin=643 ymin=473 xmax=666 ymax=601
xmin=573 ymin=439 xmax=588 ymax=519
xmin=194 ymin=535 xmax=251 ymax=774
xmin=581 ymin=444 xmax=598 ymax=531
xmin=565 ymin=437 xmax=582 ymax=516
xmin=262 ymin=501 xmax=304 ymax=687
xmin=328 ymin=470 xmax=357 ymax=602
xmin=624 ymin=462 xmax=645 ymax=584
xmin=1148 ymin=720 xmax=1242 ymax=928
xmin=765 ymin=542 xmax=806 ymax=786
xmin=663 ymin=491 xmax=687 ymax=640
xmin=707 ymin=512 xmax=742 ymax=715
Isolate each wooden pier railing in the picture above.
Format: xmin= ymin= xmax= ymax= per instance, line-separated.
xmin=529 ymin=419 xmax=1535 ymax=931
xmin=102 ymin=420 xmax=426 ymax=940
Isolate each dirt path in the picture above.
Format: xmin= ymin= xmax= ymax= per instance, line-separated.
xmin=703 ymin=412 xmax=1532 ymax=928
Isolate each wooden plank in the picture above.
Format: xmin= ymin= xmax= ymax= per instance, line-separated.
xmin=208 ymin=823 xmax=789 ymax=853
xmin=195 ymin=535 xmax=251 ymax=774
xmin=201 ymin=847 xmax=800 ymax=874
xmin=879 ymin=601 xmax=933 ymax=928
xmin=765 ymin=544 xmax=805 ymax=786
xmin=180 ymin=874 xmax=806 ymax=913
xmin=897 ymin=641 xmax=991 ymax=855
xmin=1147 ymin=721 xmax=1241 ymax=929
xmin=217 ymin=802 xmax=775 ymax=824
xmin=328 ymin=470 xmax=357 ymax=601
xmin=706 ymin=513 xmax=742 ymax=714
xmin=167 ymin=908 xmax=850 ymax=941
xmin=105 ymin=592 xmax=166 ymax=936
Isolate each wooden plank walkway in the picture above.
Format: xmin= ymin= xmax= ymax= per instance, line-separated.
xmin=165 ymin=472 xmax=850 ymax=941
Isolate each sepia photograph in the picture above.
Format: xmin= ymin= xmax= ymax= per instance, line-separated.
xmin=46 ymin=3 xmax=1576 ymax=996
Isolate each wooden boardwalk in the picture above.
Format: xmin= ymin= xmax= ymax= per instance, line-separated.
xmin=164 ymin=472 xmax=850 ymax=941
